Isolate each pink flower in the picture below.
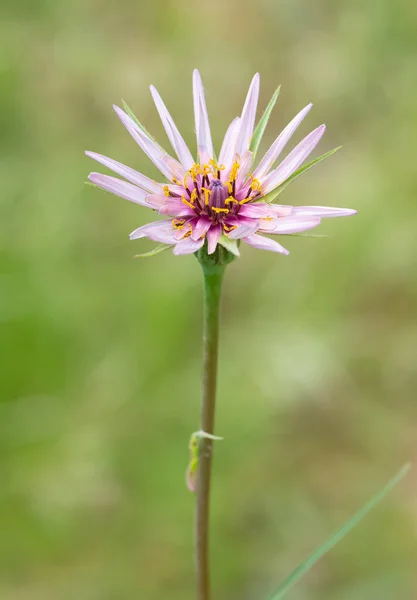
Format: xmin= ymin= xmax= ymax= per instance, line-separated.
xmin=86 ymin=71 xmax=356 ymax=257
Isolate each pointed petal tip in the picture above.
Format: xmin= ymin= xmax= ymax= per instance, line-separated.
xmin=113 ymin=104 xmax=124 ymax=117
xmin=250 ymin=72 xmax=260 ymax=89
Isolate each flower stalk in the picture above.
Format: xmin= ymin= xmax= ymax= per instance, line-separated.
xmin=195 ymin=259 xmax=226 ymax=600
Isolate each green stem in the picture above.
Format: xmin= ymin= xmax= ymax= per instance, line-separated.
xmin=195 ymin=264 xmax=225 ymax=600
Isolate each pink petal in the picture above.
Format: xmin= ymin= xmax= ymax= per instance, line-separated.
xmin=193 ymin=70 xmax=213 ymax=159
xmin=206 ymin=225 xmax=221 ymax=254
xmin=150 ymin=86 xmax=195 ymax=170
xmin=147 ymin=193 xmax=195 ymax=217
xmin=113 ymin=105 xmax=186 ymax=182
xmin=158 ymin=199 xmax=196 ymax=217
xmin=160 ymin=154 xmax=187 ymax=182
xmin=191 ymin=217 xmax=212 ymax=240
xmin=235 ymin=73 xmax=260 ymax=156
xmin=292 ymin=206 xmax=357 ymax=218
xmin=252 ymin=103 xmax=313 ymax=179
xmin=263 ymin=204 xmax=294 ymax=217
xmin=238 ymin=203 xmax=274 ymax=218
xmin=258 ymin=217 xmax=321 ymax=234
xmin=129 ymin=220 xmax=177 ymax=243
xmin=262 ymin=125 xmax=326 ymax=194
xmin=88 ymin=173 xmax=149 ymax=206
xmin=86 ymin=152 xmax=163 ymax=194
xmin=143 ymin=194 xmax=169 ymax=208
xmin=235 ymin=150 xmax=253 ymax=189
xmin=243 ymin=233 xmax=289 ymax=254
xmin=227 ymin=219 xmax=260 ymax=239
xmin=167 ymin=184 xmax=187 ymax=196
xmin=197 ymin=144 xmax=211 ymax=166
xmin=218 ymin=117 xmax=240 ymax=173
xmin=173 ymin=237 xmax=204 ymax=255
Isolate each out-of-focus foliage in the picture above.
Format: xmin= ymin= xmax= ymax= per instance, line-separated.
xmin=1 ymin=1 xmax=417 ymax=598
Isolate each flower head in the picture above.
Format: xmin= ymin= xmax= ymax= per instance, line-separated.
xmin=86 ymin=70 xmax=356 ymax=257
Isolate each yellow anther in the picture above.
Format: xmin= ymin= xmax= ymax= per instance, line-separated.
xmin=163 ymin=185 xmax=170 ymax=197
xmin=212 ymin=207 xmax=229 ymax=214
xmin=208 ymin=159 xmax=220 ymax=173
xmin=201 ymin=187 xmax=212 ymax=206
xmin=229 ymin=160 xmax=240 ymax=182
xmin=182 ymin=222 xmax=193 ymax=238
xmin=239 ymin=198 xmax=252 ymax=205
xmin=225 ymin=196 xmax=239 ymax=205
xmin=248 ymin=175 xmax=262 ymax=192
xmin=223 ymin=223 xmax=237 ymax=232
xmin=181 ymin=195 xmax=195 ymax=210
xmin=172 ymin=218 xmax=186 ymax=229
xmin=209 ymin=159 xmax=226 ymax=176
xmin=172 ymin=177 xmax=182 ymax=185
xmin=190 ymin=189 xmax=198 ymax=203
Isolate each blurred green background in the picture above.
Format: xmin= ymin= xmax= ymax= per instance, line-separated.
xmin=1 ymin=0 xmax=417 ymax=598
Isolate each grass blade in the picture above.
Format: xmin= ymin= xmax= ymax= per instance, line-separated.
xmin=267 ymin=463 xmax=411 ymax=600
xmin=133 ymin=243 xmax=172 ymax=258
xmin=250 ymin=86 xmax=281 ymax=161
xmin=121 ymin=100 xmax=160 ymax=145
xmin=262 ymin=146 xmax=341 ymax=204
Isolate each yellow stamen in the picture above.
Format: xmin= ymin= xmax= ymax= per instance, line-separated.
xmin=212 ymin=207 xmax=229 ymax=214
xmin=201 ymin=187 xmax=212 ymax=206
xmin=190 ymin=189 xmax=198 ymax=203
xmin=229 ymin=160 xmax=240 ymax=182
xmin=208 ymin=159 xmax=225 ymax=174
xmin=172 ymin=177 xmax=182 ymax=185
xmin=225 ymin=196 xmax=239 ymax=205
xmin=223 ymin=223 xmax=237 ymax=232
xmin=181 ymin=195 xmax=195 ymax=210
xmin=163 ymin=185 xmax=170 ymax=197
xmin=248 ymin=175 xmax=262 ymax=192
xmin=187 ymin=165 xmax=196 ymax=181
xmin=182 ymin=222 xmax=193 ymax=238
xmin=172 ymin=218 xmax=186 ymax=229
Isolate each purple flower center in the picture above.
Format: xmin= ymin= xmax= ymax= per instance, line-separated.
xmin=174 ymin=160 xmax=262 ymax=226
